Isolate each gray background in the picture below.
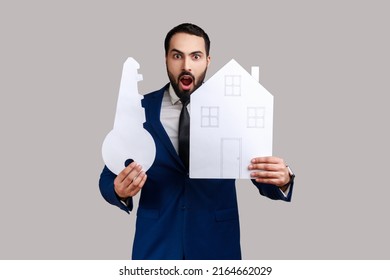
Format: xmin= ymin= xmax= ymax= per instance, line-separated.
xmin=1 ymin=0 xmax=389 ymax=259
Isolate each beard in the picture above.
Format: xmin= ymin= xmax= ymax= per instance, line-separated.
xmin=167 ymin=67 xmax=208 ymax=100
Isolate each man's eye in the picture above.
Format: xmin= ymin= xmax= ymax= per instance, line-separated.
xmin=173 ymin=54 xmax=181 ymax=59
xmin=193 ymin=54 xmax=201 ymax=60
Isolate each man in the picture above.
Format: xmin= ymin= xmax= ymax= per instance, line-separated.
xmin=99 ymin=23 xmax=294 ymax=260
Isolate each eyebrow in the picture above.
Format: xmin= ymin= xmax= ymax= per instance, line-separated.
xmin=170 ymin=48 xmax=204 ymax=56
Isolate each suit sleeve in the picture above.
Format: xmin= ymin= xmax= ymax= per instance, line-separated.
xmin=251 ymin=180 xmax=293 ymax=202
xmin=99 ymin=165 xmax=133 ymax=214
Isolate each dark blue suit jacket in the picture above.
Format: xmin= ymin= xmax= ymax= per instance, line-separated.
xmin=99 ymin=84 xmax=293 ymax=260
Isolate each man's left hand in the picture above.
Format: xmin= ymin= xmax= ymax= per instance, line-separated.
xmin=248 ymin=156 xmax=290 ymax=189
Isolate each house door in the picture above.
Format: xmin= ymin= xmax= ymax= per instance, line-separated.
xmin=221 ymin=138 xmax=242 ymax=178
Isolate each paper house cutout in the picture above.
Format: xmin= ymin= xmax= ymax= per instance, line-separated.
xmin=190 ymin=59 xmax=273 ymax=179
xmin=102 ymin=57 xmax=156 ymax=175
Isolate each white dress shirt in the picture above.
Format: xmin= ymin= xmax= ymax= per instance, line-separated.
xmin=160 ymin=84 xmax=189 ymax=153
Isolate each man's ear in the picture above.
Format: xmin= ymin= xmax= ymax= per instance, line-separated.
xmin=207 ymin=56 xmax=211 ymax=67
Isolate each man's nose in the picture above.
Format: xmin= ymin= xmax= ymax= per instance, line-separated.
xmin=182 ymin=57 xmax=192 ymax=72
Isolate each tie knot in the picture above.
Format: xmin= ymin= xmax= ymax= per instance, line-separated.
xmin=180 ymin=95 xmax=190 ymax=106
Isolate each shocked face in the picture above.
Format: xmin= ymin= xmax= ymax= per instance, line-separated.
xmin=166 ymin=32 xmax=210 ymax=99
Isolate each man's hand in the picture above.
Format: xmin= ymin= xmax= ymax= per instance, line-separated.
xmin=114 ymin=161 xmax=147 ymax=200
xmin=248 ymin=156 xmax=290 ymax=190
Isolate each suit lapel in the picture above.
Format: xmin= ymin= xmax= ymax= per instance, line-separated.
xmin=143 ymin=84 xmax=185 ymax=169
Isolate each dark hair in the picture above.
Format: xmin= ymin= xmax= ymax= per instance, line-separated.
xmin=164 ymin=23 xmax=210 ymax=56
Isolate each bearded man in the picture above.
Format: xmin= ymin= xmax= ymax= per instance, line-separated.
xmin=99 ymin=23 xmax=294 ymax=260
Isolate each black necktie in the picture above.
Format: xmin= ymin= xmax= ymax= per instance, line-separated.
xmin=178 ymin=96 xmax=190 ymax=171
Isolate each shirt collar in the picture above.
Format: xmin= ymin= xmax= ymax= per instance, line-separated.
xmin=168 ymin=84 xmax=181 ymax=105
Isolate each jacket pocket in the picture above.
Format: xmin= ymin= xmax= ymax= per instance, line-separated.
xmin=137 ymin=208 xmax=159 ymax=220
xmin=215 ymin=208 xmax=239 ymax=222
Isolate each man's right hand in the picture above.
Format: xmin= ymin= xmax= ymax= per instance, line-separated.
xmin=114 ymin=161 xmax=147 ymax=199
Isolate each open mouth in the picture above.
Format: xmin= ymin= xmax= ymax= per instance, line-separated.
xmin=179 ymin=75 xmax=194 ymax=91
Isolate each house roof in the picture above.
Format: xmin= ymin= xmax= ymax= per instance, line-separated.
xmin=191 ymin=58 xmax=273 ymax=102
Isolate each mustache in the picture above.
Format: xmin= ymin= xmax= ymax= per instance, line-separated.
xmin=178 ymin=71 xmax=195 ymax=81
